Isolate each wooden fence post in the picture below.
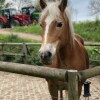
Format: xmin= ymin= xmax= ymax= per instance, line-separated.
xmin=22 ymin=43 xmax=28 ymax=64
xmin=0 ymin=44 xmax=4 ymax=61
xmin=68 ymin=70 xmax=79 ymax=100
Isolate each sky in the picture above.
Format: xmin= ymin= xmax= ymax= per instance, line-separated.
xmin=6 ymin=0 xmax=96 ymax=22
xmin=70 ymin=0 xmax=95 ymax=22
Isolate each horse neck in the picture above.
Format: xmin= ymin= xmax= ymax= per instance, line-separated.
xmin=51 ymin=40 xmax=74 ymax=68
xmin=52 ymin=12 xmax=75 ymax=68
xmin=56 ymin=18 xmax=74 ymax=66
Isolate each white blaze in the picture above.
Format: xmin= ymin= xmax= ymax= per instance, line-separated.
xmin=39 ymin=16 xmax=58 ymax=57
xmin=40 ymin=2 xmax=61 ymax=57
xmin=44 ymin=16 xmax=54 ymax=45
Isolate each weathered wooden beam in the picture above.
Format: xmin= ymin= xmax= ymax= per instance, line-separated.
xmin=0 ymin=53 xmax=23 ymax=56
xmin=68 ymin=70 xmax=79 ymax=100
xmin=0 ymin=61 xmax=68 ymax=81
xmin=0 ymin=42 xmax=100 ymax=46
xmin=79 ymin=66 xmax=100 ymax=80
xmin=0 ymin=43 xmax=41 ymax=46
xmin=85 ymin=42 xmax=100 ymax=46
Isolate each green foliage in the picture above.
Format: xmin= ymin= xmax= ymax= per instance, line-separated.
xmin=0 ymin=0 xmax=12 ymax=9
xmin=32 ymin=12 xmax=40 ymax=18
xmin=13 ymin=20 xmax=100 ymax=42
xmin=2 ymin=19 xmax=100 ymax=66
xmin=12 ymin=25 xmax=42 ymax=35
xmin=74 ymin=20 xmax=100 ymax=42
xmin=87 ymin=46 xmax=100 ymax=66
xmin=74 ymin=19 xmax=100 ymax=65
xmin=0 ymin=34 xmax=42 ymax=65
xmin=0 ymin=34 xmax=36 ymax=42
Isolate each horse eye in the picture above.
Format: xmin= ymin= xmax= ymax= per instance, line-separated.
xmin=57 ymin=22 xmax=63 ymax=28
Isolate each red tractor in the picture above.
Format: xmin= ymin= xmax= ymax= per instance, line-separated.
xmin=0 ymin=8 xmax=31 ymax=28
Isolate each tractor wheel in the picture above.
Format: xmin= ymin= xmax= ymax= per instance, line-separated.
xmin=32 ymin=19 xmax=38 ymax=25
xmin=0 ymin=19 xmax=4 ymax=28
xmin=10 ymin=19 xmax=20 ymax=28
xmin=25 ymin=20 xmax=29 ymax=26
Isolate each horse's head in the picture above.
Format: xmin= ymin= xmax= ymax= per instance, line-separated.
xmin=39 ymin=0 xmax=74 ymax=65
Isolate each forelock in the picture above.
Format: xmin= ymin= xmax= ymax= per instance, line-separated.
xmin=40 ymin=2 xmax=61 ymax=22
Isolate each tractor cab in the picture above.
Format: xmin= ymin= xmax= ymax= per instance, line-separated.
xmin=1 ymin=8 xmax=17 ymax=16
xmin=0 ymin=8 xmax=17 ymax=21
xmin=0 ymin=8 xmax=31 ymax=28
xmin=22 ymin=6 xmax=40 ymax=23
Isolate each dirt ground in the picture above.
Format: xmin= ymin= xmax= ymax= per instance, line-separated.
xmin=0 ymin=71 xmax=99 ymax=100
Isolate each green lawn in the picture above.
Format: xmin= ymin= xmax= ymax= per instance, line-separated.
xmin=74 ymin=20 xmax=100 ymax=42
xmin=0 ymin=34 xmax=39 ymax=43
xmin=12 ymin=25 xmax=42 ymax=35
xmin=0 ymin=34 xmax=41 ymax=65
xmin=12 ymin=20 xmax=100 ymax=42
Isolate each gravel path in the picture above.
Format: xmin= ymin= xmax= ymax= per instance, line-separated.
xmin=0 ymin=29 xmax=41 ymax=41
xmin=0 ymin=71 xmax=99 ymax=100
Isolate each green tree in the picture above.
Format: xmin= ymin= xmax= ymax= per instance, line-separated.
xmin=88 ymin=0 xmax=100 ymax=15
xmin=0 ymin=0 xmax=12 ymax=9
xmin=11 ymin=0 xmax=33 ymax=10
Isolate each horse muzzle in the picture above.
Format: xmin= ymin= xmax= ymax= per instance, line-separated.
xmin=39 ymin=51 xmax=52 ymax=65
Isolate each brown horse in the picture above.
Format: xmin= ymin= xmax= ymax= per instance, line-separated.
xmin=39 ymin=0 xmax=89 ymax=100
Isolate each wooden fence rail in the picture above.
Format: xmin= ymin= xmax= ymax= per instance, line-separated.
xmin=0 ymin=42 xmax=100 ymax=64
xmin=0 ymin=61 xmax=100 ymax=100
xmin=0 ymin=42 xmax=100 ymax=100
xmin=79 ymin=66 xmax=100 ymax=80
xmin=0 ymin=42 xmax=100 ymax=46
xmin=0 ymin=61 xmax=68 ymax=81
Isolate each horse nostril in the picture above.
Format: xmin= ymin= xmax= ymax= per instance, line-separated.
xmin=39 ymin=51 xmax=52 ymax=60
xmin=47 ymin=51 xmax=52 ymax=58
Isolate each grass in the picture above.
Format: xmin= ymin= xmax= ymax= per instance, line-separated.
xmin=86 ymin=46 xmax=100 ymax=65
xmin=13 ymin=20 xmax=100 ymax=42
xmin=12 ymin=25 xmax=42 ymax=35
xmin=0 ymin=34 xmax=39 ymax=43
xmin=74 ymin=20 xmax=100 ymax=42
xmin=3 ymin=19 xmax=100 ymax=65
xmin=0 ymin=34 xmax=41 ymax=65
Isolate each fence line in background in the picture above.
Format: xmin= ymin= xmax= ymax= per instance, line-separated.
xmin=0 ymin=42 xmax=100 ymax=63
xmin=0 ymin=42 xmax=100 ymax=46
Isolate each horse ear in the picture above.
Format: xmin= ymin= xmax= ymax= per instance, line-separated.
xmin=59 ymin=0 xmax=68 ymax=12
xmin=40 ymin=0 xmax=47 ymax=10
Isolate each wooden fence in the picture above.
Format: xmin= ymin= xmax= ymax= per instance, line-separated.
xmin=0 ymin=61 xmax=100 ymax=100
xmin=0 ymin=42 xmax=100 ymax=100
xmin=0 ymin=42 xmax=100 ymax=64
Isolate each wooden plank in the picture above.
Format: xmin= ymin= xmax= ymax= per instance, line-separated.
xmin=79 ymin=66 xmax=100 ymax=80
xmin=22 ymin=43 xmax=28 ymax=64
xmin=0 ymin=43 xmax=41 ymax=46
xmin=68 ymin=70 xmax=79 ymax=100
xmin=0 ymin=42 xmax=100 ymax=46
xmin=85 ymin=42 xmax=100 ymax=46
xmin=0 ymin=45 xmax=4 ymax=61
xmin=0 ymin=53 xmax=23 ymax=56
xmin=0 ymin=61 xmax=68 ymax=81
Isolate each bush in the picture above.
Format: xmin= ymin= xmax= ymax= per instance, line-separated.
xmin=74 ymin=20 xmax=100 ymax=42
xmin=0 ymin=34 xmax=42 ymax=65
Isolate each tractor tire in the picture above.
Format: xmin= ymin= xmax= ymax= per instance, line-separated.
xmin=32 ymin=19 xmax=38 ymax=25
xmin=0 ymin=19 xmax=4 ymax=28
xmin=25 ymin=20 xmax=29 ymax=26
xmin=10 ymin=19 xmax=20 ymax=28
